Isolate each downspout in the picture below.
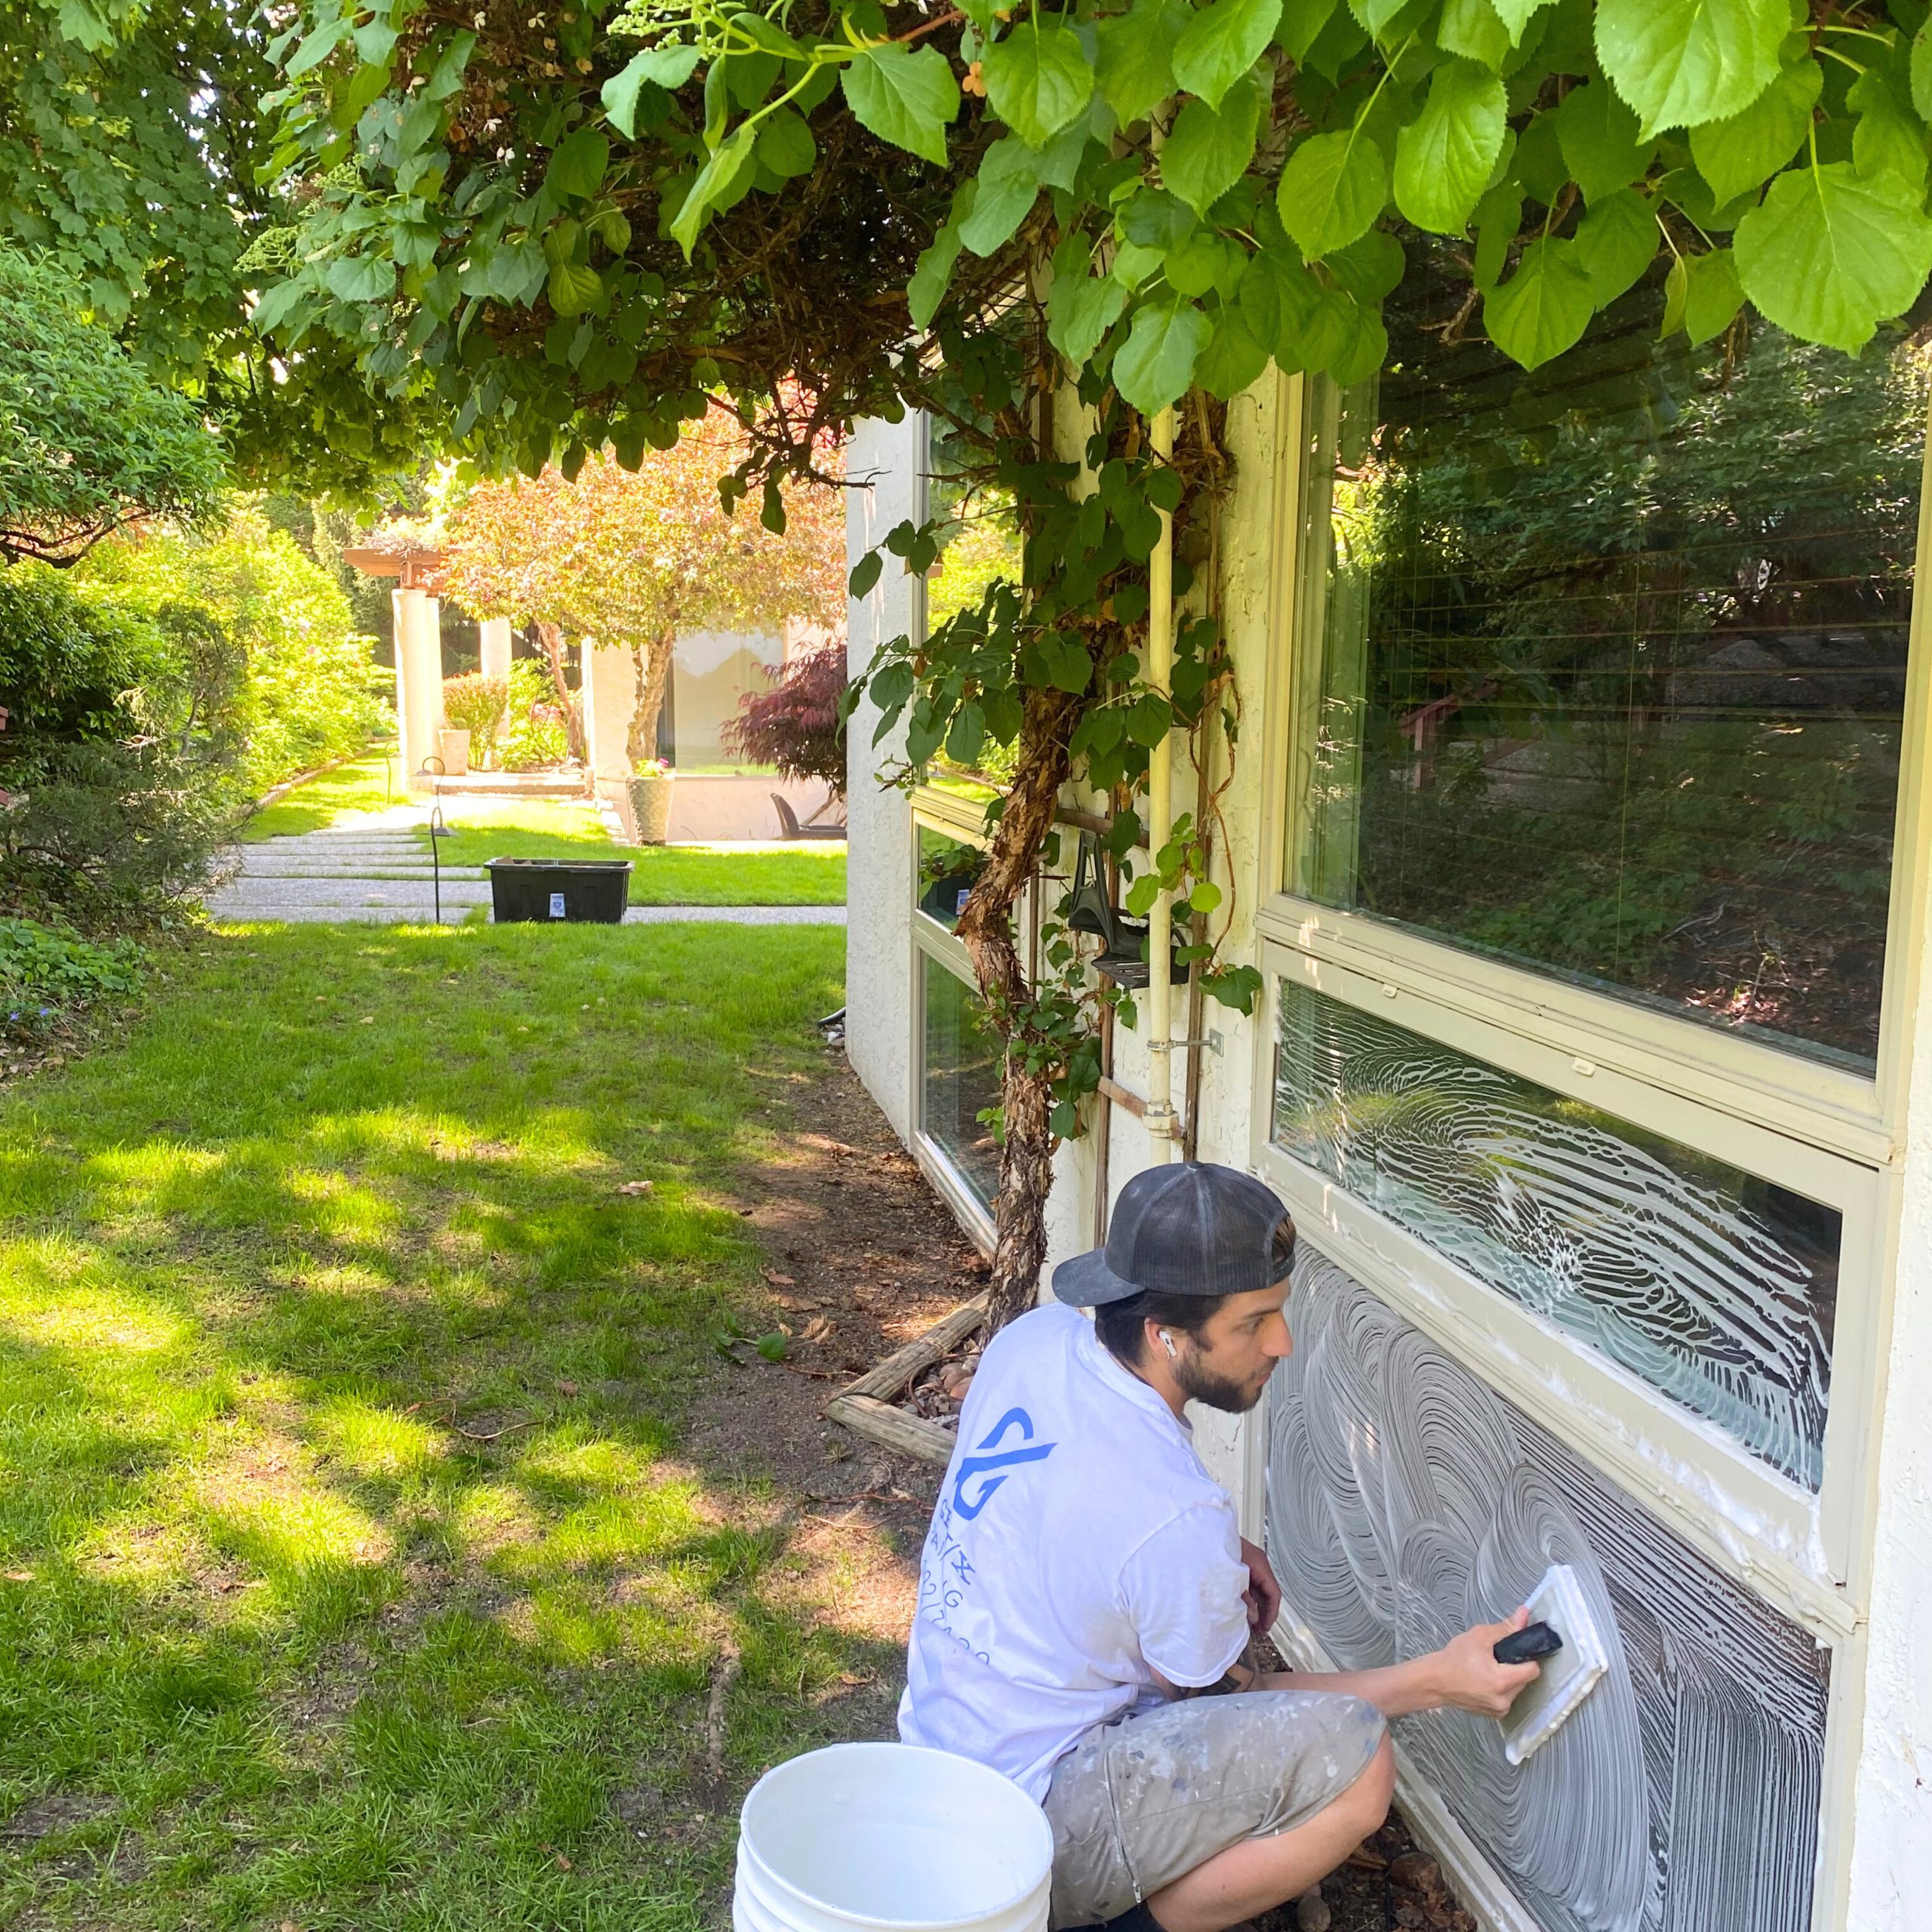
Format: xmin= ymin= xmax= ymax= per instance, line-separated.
xmin=1144 ymin=404 xmax=1180 ymax=1162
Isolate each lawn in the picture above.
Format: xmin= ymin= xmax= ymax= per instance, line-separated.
xmin=0 ymin=921 xmax=889 ymax=1932
xmin=421 ymin=800 xmax=848 ymax=906
xmin=238 ymin=751 xmax=402 ymax=841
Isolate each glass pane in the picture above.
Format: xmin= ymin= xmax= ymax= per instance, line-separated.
xmin=1271 ymin=978 xmax=1837 ymax=1487
xmin=671 ymin=628 xmax=782 ymax=771
xmin=1293 ymin=249 xmax=1927 ymax=1069
xmin=922 ymin=961 xmax=1002 ymax=1210
xmin=917 ymin=823 xmax=986 ymax=933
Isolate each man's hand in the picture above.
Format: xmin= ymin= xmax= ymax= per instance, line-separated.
xmin=1429 ymin=1607 xmax=1543 ymax=1718
xmin=1238 ymin=1537 xmax=1281 ymax=1634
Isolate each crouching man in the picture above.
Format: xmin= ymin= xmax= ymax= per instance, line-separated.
xmin=900 ymin=1161 xmax=1537 ymax=1932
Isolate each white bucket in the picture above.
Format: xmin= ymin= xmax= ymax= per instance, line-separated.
xmin=734 ymin=1742 xmax=1053 ymax=1932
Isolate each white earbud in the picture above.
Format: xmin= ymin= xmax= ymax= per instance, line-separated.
xmin=1160 ymin=1330 xmax=1177 ymax=1358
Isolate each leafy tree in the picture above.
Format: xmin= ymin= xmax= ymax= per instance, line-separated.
xmin=0 ymin=566 xmax=168 ymax=739
xmin=726 ymin=641 xmax=849 ymax=795
xmin=257 ymin=0 xmax=1932 ymax=1325
xmin=440 ymin=414 xmax=846 ymax=768
xmin=0 ymin=249 xmax=226 ymax=568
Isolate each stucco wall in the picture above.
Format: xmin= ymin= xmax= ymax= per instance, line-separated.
xmin=844 ymin=414 xmax=923 ymax=1143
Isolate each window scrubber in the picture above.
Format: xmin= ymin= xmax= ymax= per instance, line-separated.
xmin=1495 ymin=1563 xmax=1611 ymax=1767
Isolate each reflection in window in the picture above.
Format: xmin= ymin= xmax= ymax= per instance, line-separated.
xmin=922 ymin=961 xmax=1002 ymax=1211
xmin=917 ymin=825 xmax=986 ymax=932
xmin=1272 ymin=979 xmax=1837 ymax=1487
xmin=669 ymin=629 xmax=783 ymax=770
xmin=1294 ymin=249 xmax=1927 ymax=1068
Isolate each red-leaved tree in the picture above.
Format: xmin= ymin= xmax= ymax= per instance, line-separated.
xmin=724 ymin=641 xmax=847 ymax=800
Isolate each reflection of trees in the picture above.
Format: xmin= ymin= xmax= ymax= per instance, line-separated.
xmin=1326 ymin=250 xmax=1930 ymax=1065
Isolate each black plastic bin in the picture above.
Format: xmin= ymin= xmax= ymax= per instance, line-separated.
xmin=486 ymin=857 xmax=632 ymax=924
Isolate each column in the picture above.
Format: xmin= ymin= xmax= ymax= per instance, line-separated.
xmin=393 ymin=587 xmax=447 ymax=789
xmin=579 ymin=635 xmax=638 ymax=820
xmin=479 ymin=616 xmax=513 ymax=685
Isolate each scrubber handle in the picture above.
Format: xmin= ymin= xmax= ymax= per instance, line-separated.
xmin=1494 ymin=1621 xmax=1563 ymax=1665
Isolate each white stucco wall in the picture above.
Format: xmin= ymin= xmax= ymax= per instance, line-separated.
xmin=844 ymin=414 xmax=924 ymax=1143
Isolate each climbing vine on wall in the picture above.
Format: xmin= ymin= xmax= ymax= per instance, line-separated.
xmin=256 ymin=0 xmax=1932 ymax=1324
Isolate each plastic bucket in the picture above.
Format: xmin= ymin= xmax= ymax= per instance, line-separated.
xmin=734 ymin=1743 xmax=1052 ymax=1932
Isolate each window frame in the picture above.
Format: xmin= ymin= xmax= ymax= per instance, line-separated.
xmin=1250 ymin=365 xmax=1932 ymax=1638
xmin=910 ymin=786 xmax=1002 ymax=1247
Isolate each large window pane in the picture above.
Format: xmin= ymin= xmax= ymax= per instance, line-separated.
xmin=1272 ymin=979 xmax=1838 ymax=1487
xmin=1293 ymin=252 xmax=1927 ymax=1068
xmin=916 ymin=824 xmax=986 ymax=934
xmin=922 ymin=961 xmax=1002 ymax=1210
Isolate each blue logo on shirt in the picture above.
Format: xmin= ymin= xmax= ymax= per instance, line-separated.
xmin=952 ymin=1407 xmax=1057 ymax=1519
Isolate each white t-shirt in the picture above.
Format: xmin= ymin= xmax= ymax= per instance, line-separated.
xmin=898 ymin=1301 xmax=1252 ymax=1799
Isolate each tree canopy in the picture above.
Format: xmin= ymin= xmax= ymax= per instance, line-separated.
xmin=0 ymin=249 xmax=227 ymax=568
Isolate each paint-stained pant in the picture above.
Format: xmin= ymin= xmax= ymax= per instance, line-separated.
xmin=1041 ymin=1690 xmax=1387 ymax=1927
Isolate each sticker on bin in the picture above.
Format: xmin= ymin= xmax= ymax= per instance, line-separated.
xmin=549 ymin=891 xmax=566 ymax=918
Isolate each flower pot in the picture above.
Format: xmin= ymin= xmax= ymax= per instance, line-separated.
xmin=629 ymin=771 xmax=674 ymax=844
xmin=438 ymin=728 xmax=472 ymax=777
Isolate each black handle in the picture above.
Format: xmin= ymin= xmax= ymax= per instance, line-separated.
xmin=1494 ymin=1621 xmax=1563 ymax=1665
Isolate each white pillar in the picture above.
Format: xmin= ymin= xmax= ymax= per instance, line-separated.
xmin=480 ymin=616 xmax=513 ymax=685
xmin=393 ymin=587 xmax=445 ymax=789
xmin=580 ymin=633 xmax=637 ymax=784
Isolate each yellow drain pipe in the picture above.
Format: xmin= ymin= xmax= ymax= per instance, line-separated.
xmin=1145 ymin=404 xmax=1179 ymax=1161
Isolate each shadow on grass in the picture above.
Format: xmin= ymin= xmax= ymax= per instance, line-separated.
xmin=0 ymin=921 xmax=896 ymax=1932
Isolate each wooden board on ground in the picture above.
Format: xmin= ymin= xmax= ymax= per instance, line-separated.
xmin=830 ymin=1295 xmax=986 ymax=1465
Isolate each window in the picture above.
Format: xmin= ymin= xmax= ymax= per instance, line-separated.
xmin=916 ymin=823 xmax=986 ymax=935
xmin=1272 ymin=978 xmax=1836 ymax=1487
xmin=1290 ymin=251 xmax=1927 ymax=1070
xmin=921 ymin=955 xmax=1001 ymax=1211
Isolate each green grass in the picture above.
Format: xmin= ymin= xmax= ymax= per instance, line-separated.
xmin=0 ymin=921 xmax=891 ymax=1932
xmin=424 ymin=801 xmax=848 ymax=906
xmin=239 ymin=752 xmax=404 ymax=841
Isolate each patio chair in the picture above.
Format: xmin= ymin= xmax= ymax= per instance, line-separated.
xmin=772 ymin=794 xmax=848 ymax=840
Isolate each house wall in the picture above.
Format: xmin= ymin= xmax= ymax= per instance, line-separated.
xmin=838 ymin=374 xmax=1932 ymax=1927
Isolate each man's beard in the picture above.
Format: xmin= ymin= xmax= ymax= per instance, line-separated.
xmin=1174 ymin=1354 xmax=1269 ymax=1415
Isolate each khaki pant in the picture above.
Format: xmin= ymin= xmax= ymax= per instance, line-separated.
xmin=1041 ymin=1690 xmax=1387 ymax=1927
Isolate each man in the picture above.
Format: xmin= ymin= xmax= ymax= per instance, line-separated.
xmin=900 ymin=1161 xmax=1539 ymax=1932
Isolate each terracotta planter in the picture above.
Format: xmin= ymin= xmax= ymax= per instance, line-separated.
xmin=438 ymin=728 xmax=472 ymax=777
xmin=629 ymin=771 xmax=674 ymax=844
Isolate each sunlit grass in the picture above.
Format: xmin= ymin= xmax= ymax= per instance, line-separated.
xmin=238 ymin=749 xmax=402 ymax=840
xmin=0 ymin=919 xmax=891 ymax=1932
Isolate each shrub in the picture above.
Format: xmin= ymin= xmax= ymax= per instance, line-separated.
xmin=75 ymin=509 xmax=389 ymax=793
xmin=441 ymin=672 xmax=508 ymax=768
xmin=0 ymin=737 xmax=229 ymax=921
xmin=0 ymin=565 xmax=170 ymax=740
xmin=725 ymin=643 xmax=847 ymax=795
xmin=500 ymin=660 xmax=569 ymax=770
xmin=0 ymin=916 xmax=143 ymax=1037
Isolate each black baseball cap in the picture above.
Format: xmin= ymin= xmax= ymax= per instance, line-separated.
xmin=1052 ymin=1161 xmax=1296 ymax=1306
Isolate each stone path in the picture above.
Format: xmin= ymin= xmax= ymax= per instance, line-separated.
xmin=205 ymin=803 xmax=846 ymax=928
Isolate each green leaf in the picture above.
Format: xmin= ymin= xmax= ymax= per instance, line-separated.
xmin=1275 ymin=0 xmax=1339 ymax=61
xmin=1194 ymin=305 xmax=1269 ymax=395
xmin=1124 ymin=691 xmax=1175 ymax=746
xmin=1097 ymin=0 xmax=1185 ymax=127
xmin=1161 ymin=73 xmax=1264 ymax=213
xmin=755 ymin=109 xmax=817 ymax=179
xmin=1689 ymin=58 xmax=1821 ymax=205
xmin=1681 ymin=246 xmax=1743 ymax=343
xmin=1555 ymin=80 xmax=1654 ymax=204
xmin=547 ymin=126 xmax=610 ymax=200
xmin=960 ymin=138 xmax=1044 ymax=254
xmin=946 ymin=701 xmax=987 ymax=765
xmin=325 ymin=254 xmax=394 ymax=303
xmin=983 ymin=21 xmax=1094 ymax=149
xmin=1172 ymin=0 xmax=1283 ymax=112
xmin=1393 ymin=58 xmax=1506 ymax=233
xmin=1661 ymin=253 xmax=1689 ymax=336
xmin=909 ymin=220 xmax=965 ymax=329
xmin=849 ymin=552 xmax=884 ymax=598
xmin=1483 ymin=235 xmax=1594 ymax=368
xmin=841 ymin=41 xmax=960 ymax=165
xmin=603 ymin=45 xmax=702 ymax=136
xmin=1471 ymin=179 xmax=1523 ymax=287
xmin=1594 ymin=0 xmax=1787 ymax=140
xmin=1488 ymin=0 xmax=1553 ymax=43
xmin=1189 ymin=879 xmax=1223 ymax=913
xmin=1038 ymin=632 xmax=1094 ymax=693
xmin=1435 ymin=0 xmax=1510 ymax=69
xmin=1348 ymin=0 xmax=1406 ymax=35
xmin=755 ymin=1331 xmax=789 ymax=1362
xmin=1850 ymin=68 xmax=1929 ymax=192
xmin=1238 ymin=244 xmax=1319 ymax=355
xmin=1048 ymin=258 xmax=1131 ymax=364
xmin=1573 ymin=188 xmax=1657 ymax=305
xmin=1112 ymin=298 xmax=1211 ymax=413
xmin=1734 ymin=158 xmax=1932 ymax=352
xmin=546 ymin=257 xmax=604 ymax=315
xmin=1915 ymin=19 xmax=1932 ymax=123
xmin=669 ymin=126 xmax=757 ymax=254
xmin=1276 ymin=129 xmax=1387 ymax=259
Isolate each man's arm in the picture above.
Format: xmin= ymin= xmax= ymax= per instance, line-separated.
xmin=1258 ymin=1610 xmax=1541 ymax=1720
